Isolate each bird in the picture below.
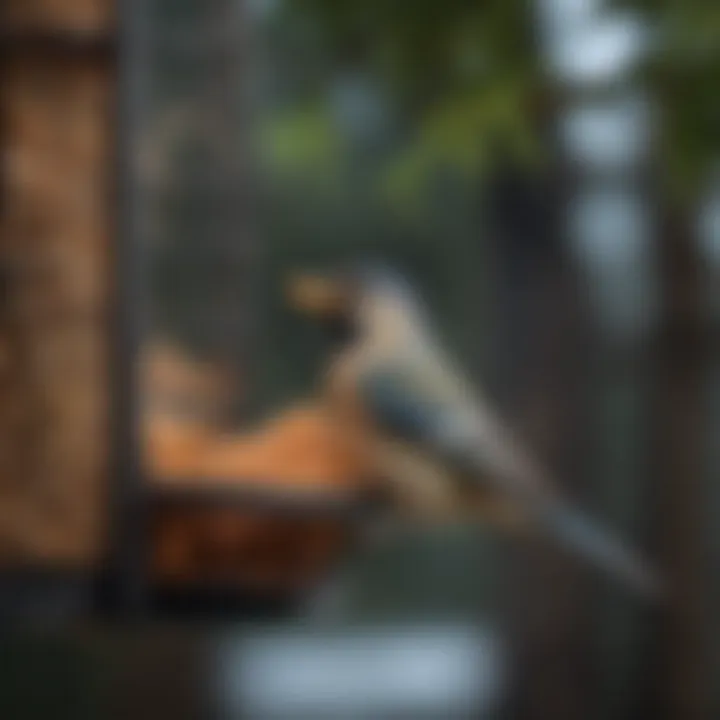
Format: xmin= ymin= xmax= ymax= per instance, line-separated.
xmin=286 ymin=261 xmax=662 ymax=599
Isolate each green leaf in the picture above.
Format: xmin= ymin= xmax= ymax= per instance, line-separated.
xmin=258 ymin=103 xmax=346 ymax=182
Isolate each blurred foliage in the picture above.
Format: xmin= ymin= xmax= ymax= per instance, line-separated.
xmin=262 ymin=0 xmax=542 ymax=213
xmin=616 ymin=0 xmax=720 ymax=198
xmin=260 ymin=102 xmax=347 ymax=182
xmin=381 ymin=81 xmax=542 ymax=210
xmin=262 ymin=0 xmax=720 ymax=204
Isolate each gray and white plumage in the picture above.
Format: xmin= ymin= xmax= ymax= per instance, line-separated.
xmin=291 ymin=264 xmax=662 ymax=598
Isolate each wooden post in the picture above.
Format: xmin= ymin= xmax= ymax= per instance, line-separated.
xmin=0 ymin=1 xmax=114 ymax=576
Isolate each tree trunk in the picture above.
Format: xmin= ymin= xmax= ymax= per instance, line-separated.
xmin=641 ymin=210 xmax=711 ymax=720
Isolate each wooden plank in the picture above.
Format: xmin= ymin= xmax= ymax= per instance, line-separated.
xmin=0 ymin=15 xmax=113 ymax=566
xmin=1 ymin=0 xmax=113 ymax=35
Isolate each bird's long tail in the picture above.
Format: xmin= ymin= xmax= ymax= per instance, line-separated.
xmin=454 ymin=413 xmax=661 ymax=598
xmin=534 ymin=498 xmax=662 ymax=599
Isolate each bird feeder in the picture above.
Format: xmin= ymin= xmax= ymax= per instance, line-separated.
xmin=136 ymin=343 xmax=369 ymax=616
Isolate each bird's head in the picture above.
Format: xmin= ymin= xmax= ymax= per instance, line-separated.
xmin=286 ymin=266 xmax=359 ymax=344
xmin=286 ymin=261 xmax=425 ymax=345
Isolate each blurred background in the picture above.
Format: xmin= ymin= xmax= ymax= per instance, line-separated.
xmin=0 ymin=0 xmax=718 ymax=718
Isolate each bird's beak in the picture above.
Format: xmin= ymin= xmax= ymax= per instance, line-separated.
xmin=286 ymin=271 xmax=352 ymax=317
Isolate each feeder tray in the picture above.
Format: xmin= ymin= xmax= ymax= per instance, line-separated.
xmin=147 ymin=479 xmax=369 ymax=617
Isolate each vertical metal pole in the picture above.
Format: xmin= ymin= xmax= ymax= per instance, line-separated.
xmin=105 ymin=0 xmax=149 ymax=616
xmin=202 ymin=0 xmax=260 ymax=425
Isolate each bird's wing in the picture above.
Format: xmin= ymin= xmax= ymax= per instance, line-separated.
xmin=356 ymin=362 xmax=449 ymax=445
xmin=356 ymin=357 xmax=548 ymax=500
